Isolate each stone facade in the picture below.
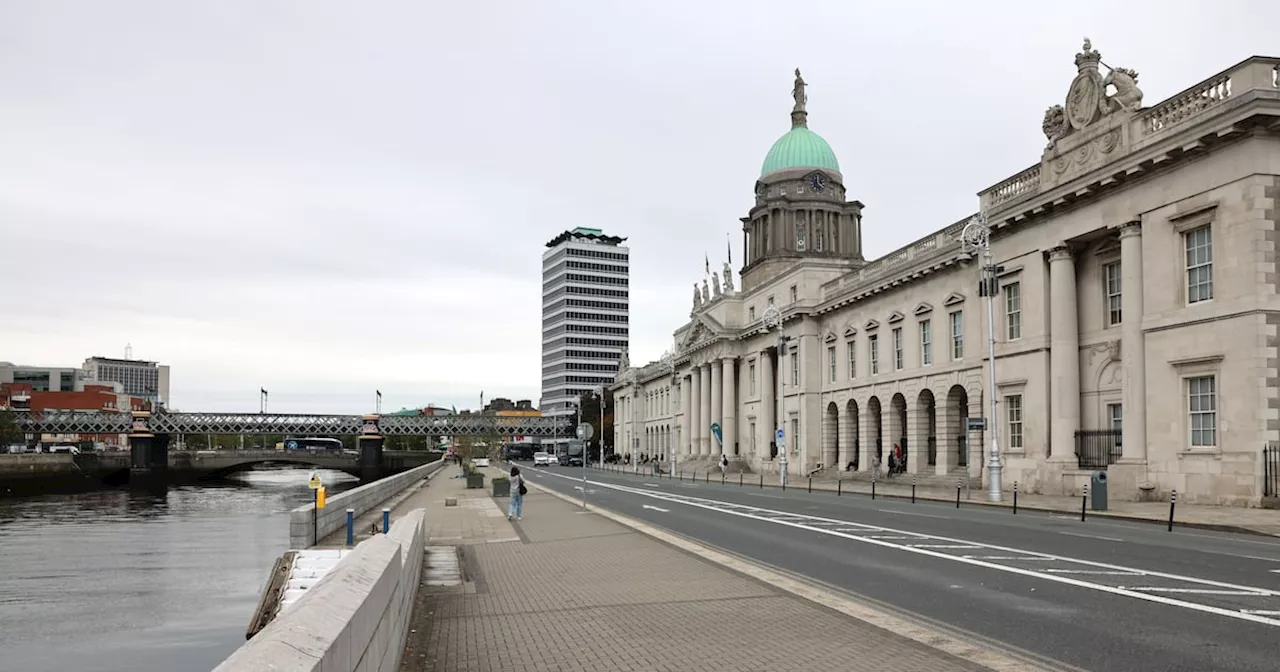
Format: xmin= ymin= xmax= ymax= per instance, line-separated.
xmin=613 ymin=44 xmax=1280 ymax=506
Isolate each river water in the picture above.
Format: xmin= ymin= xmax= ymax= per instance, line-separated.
xmin=0 ymin=468 xmax=359 ymax=672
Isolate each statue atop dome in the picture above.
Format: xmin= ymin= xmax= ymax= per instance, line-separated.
xmin=791 ymin=68 xmax=808 ymax=128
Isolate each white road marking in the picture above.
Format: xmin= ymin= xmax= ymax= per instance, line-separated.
xmin=531 ymin=469 xmax=1280 ymax=628
xmin=910 ymin=544 xmax=984 ymax=550
xmin=877 ymin=509 xmax=954 ymax=520
xmin=644 ymin=483 xmax=661 ymax=488
xmin=1124 ymin=587 xmax=1266 ymax=595
xmin=1045 ymin=570 xmax=1144 ymax=576
xmin=965 ymin=556 xmax=1055 ymax=561
xmin=642 ymin=504 xmax=670 ymax=512
xmin=1241 ymin=610 xmax=1280 ymax=615
xmin=1059 ymin=531 xmax=1125 ymax=542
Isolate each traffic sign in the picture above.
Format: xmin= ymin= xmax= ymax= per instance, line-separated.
xmin=286 ymin=440 xmax=298 ymax=450
xmin=776 ymin=428 xmax=785 ymax=446
xmin=966 ymin=417 xmax=987 ymax=432
xmin=576 ymin=423 xmax=595 ymax=441
xmin=308 ymin=472 xmax=322 ymax=489
xmin=711 ymin=423 xmax=722 ymax=446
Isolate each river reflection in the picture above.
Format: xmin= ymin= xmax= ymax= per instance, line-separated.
xmin=0 ymin=468 xmax=358 ymax=672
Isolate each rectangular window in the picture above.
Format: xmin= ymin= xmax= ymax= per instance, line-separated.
xmin=1107 ymin=403 xmax=1123 ymax=453
xmin=749 ymin=363 xmax=757 ymax=396
xmin=790 ymin=346 xmax=799 ymax=386
xmin=791 ymin=418 xmax=799 ymax=454
xmin=749 ymin=306 xmax=756 ymax=322
xmin=767 ymin=296 xmax=775 ymax=306
xmin=1006 ymin=394 xmax=1023 ymax=449
xmin=828 ymin=345 xmax=836 ymax=382
xmin=892 ymin=327 xmax=904 ymax=370
xmin=1188 ymin=375 xmax=1217 ymax=447
xmin=1005 ymin=282 xmax=1022 ymax=340
xmin=920 ymin=319 xmax=932 ymax=366
xmin=847 ymin=340 xmax=856 ymax=379
xmin=749 ymin=422 xmax=756 ymax=452
xmin=869 ymin=335 xmax=879 ymax=374
xmin=1185 ymin=226 xmax=1213 ymax=304
xmin=1104 ymin=261 xmax=1122 ymax=326
xmin=950 ymin=310 xmax=964 ymax=359
xmin=790 ymin=285 xmax=798 ymax=303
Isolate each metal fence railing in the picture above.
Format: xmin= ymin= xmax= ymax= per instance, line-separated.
xmin=1075 ymin=429 xmax=1122 ymax=469
xmin=1264 ymin=443 xmax=1280 ymax=498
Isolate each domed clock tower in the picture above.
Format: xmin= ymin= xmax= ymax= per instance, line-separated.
xmin=739 ymin=69 xmax=865 ymax=292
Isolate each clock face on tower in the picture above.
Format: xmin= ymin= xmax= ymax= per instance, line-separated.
xmin=809 ymin=173 xmax=827 ymax=192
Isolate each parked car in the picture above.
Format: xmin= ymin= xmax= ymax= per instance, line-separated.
xmin=533 ymin=451 xmax=554 ymax=466
xmin=472 ymin=457 xmax=490 ymax=468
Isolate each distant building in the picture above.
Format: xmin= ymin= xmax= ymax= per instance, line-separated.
xmin=539 ymin=227 xmax=630 ymax=427
xmin=82 ymin=356 xmax=170 ymax=407
xmin=2 ymin=382 xmax=147 ymax=448
xmin=0 ymin=361 xmax=88 ymax=392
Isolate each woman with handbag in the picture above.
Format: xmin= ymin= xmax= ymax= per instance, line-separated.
xmin=508 ymin=466 xmax=527 ymax=521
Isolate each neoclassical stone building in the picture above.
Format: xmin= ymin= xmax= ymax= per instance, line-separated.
xmin=613 ymin=43 xmax=1280 ymax=505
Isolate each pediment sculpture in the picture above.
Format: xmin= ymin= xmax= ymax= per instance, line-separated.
xmin=711 ymin=272 xmax=722 ymax=298
xmin=1042 ymin=38 xmax=1144 ymax=150
xmin=722 ymin=261 xmax=735 ymax=293
xmin=701 ymin=280 xmax=710 ymax=303
xmin=693 ymin=283 xmax=702 ymax=310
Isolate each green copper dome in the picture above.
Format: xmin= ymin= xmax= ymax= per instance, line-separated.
xmin=760 ymin=125 xmax=840 ymax=177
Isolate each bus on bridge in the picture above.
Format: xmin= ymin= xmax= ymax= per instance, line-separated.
xmin=275 ymin=438 xmax=344 ymax=453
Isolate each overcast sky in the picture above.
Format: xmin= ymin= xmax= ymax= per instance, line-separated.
xmin=2 ymin=1 xmax=1277 ymax=414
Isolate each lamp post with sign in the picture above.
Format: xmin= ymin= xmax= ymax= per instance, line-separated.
xmin=962 ymin=213 xmax=1003 ymax=502
xmin=308 ymin=471 xmax=325 ymax=546
xmin=761 ymin=304 xmax=788 ymax=487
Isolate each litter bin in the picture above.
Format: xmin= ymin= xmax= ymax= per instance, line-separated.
xmin=1090 ymin=471 xmax=1108 ymax=511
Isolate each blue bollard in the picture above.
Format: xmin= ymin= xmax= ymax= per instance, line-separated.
xmin=382 ymin=508 xmax=390 ymax=534
xmin=346 ymin=509 xmax=355 ymax=546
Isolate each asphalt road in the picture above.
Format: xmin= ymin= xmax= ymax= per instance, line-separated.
xmin=523 ymin=464 xmax=1280 ymax=672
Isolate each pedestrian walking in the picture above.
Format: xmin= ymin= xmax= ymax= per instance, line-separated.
xmin=719 ymin=454 xmax=729 ymax=475
xmin=507 ymin=466 xmax=527 ymax=521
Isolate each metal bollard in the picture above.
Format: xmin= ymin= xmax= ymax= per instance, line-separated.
xmin=956 ymin=479 xmax=961 ymax=508
xmin=808 ymin=476 xmax=812 ymax=493
xmin=1168 ymin=489 xmax=1177 ymax=531
xmin=739 ymin=472 xmax=743 ymax=487
xmin=1013 ymin=482 xmax=1018 ymax=514
xmin=759 ymin=473 xmax=763 ymax=489
xmin=1081 ymin=485 xmax=1089 ymax=522
xmin=911 ymin=475 xmax=917 ymax=504
xmin=382 ymin=508 xmax=390 ymax=534
xmin=705 ymin=471 xmax=709 ymax=484
xmin=837 ymin=478 xmax=842 ymax=496
xmin=871 ymin=476 xmax=877 ymax=500
xmin=346 ymin=509 xmax=355 ymax=546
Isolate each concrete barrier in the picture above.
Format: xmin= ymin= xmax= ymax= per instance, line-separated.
xmin=215 ymin=509 xmax=428 ymax=672
xmin=290 ymin=457 xmax=443 ymax=548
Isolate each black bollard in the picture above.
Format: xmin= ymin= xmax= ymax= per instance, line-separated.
xmin=871 ymin=476 xmax=877 ymax=500
xmin=739 ymin=472 xmax=743 ymax=487
xmin=705 ymin=471 xmax=709 ymax=484
xmin=1081 ymin=485 xmax=1089 ymax=522
xmin=808 ymin=476 xmax=812 ymax=493
xmin=1013 ymin=481 xmax=1019 ymax=514
xmin=721 ymin=472 xmax=725 ymax=486
xmin=759 ymin=473 xmax=763 ymax=489
xmin=956 ymin=479 xmax=961 ymax=508
xmin=911 ymin=475 xmax=917 ymax=504
xmin=1168 ymin=489 xmax=1177 ymax=532
xmin=838 ymin=479 xmax=842 ymax=496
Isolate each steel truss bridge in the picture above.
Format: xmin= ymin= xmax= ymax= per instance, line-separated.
xmin=12 ymin=411 xmax=574 ymax=437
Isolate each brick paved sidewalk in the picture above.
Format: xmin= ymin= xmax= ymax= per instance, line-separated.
xmin=398 ymin=465 xmax=995 ymax=672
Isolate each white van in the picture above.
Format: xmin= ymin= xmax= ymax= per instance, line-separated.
xmin=47 ymin=445 xmax=80 ymax=455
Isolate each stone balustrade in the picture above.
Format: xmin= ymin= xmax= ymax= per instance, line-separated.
xmin=290 ymin=457 xmax=444 ymax=548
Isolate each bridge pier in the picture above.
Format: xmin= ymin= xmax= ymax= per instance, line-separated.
xmin=129 ymin=433 xmax=169 ymax=486
xmin=359 ymin=414 xmax=385 ymax=481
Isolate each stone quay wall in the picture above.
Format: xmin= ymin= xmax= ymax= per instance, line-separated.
xmin=290 ymin=457 xmax=443 ymax=548
xmin=215 ymin=508 xmax=428 ymax=672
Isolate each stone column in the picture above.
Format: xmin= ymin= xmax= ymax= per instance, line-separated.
xmin=906 ymin=406 xmax=922 ymax=475
xmin=1049 ymin=245 xmax=1081 ymax=461
xmin=706 ymin=363 xmax=716 ymax=453
xmin=760 ymin=351 xmax=775 ymax=459
xmin=1119 ymin=222 xmax=1147 ymax=462
xmin=681 ymin=374 xmax=692 ymax=455
xmin=689 ymin=371 xmax=701 ymax=457
xmin=722 ymin=357 xmax=737 ymax=457
xmin=710 ymin=362 xmax=723 ymax=454
xmin=934 ymin=398 xmax=953 ymax=476
xmin=861 ymin=404 xmax=878 ymax=474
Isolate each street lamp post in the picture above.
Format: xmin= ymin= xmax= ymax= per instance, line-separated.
xmin=962 ymin=213 xmax=1003 ymax=502
xmin=594 ymin=386 xmax=605 ymax=468
xmin=660 ymin=349 xmax=677 ymax=477
xmin=761 ymin=305 xmax=788 ymax=487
